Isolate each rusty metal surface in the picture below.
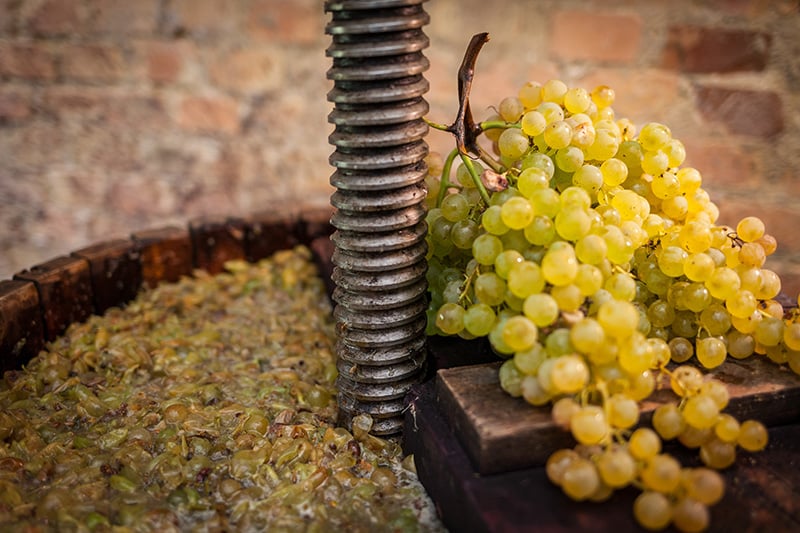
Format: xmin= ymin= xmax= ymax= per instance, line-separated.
xmin=325 ymin=0 xmax=431 ymax=435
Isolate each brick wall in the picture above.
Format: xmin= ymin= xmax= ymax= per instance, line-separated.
xmin=0 ymin=0 xmax=331 ymax=278
xmin=1 ymin=0 xmax=799 ymax=296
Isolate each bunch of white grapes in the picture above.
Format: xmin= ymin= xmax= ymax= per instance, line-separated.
xmin=424 ymin=78 xmax=800 ymax=532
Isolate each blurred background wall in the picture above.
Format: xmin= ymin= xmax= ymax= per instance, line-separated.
xmin=1 ymin=0 xmax=799 ymax=295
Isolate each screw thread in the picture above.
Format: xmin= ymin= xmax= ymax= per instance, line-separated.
xmin=325 ymin=0 xmax=430 ymax=435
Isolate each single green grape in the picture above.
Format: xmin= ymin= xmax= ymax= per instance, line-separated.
xmin=500 ymin=196 xmax=535 ymax=230
xmin=498 ymin=128 xmax=530 ymax=159
xmin=523 ymin=293 xmax=559 ymax=327
xmin=517 ymin=167 xmax=550 ymax=197
xmin=482 ymin=204 xmax=510 ymax=235
xmin=521 ymin=110 xmax=547 ymax=137
xmin=572 ymin=164 xmax=603 ymax=195
xmin=541 ymin=241 xmax=578 ymax=286
xmin=450 ymin=219 xmax=479 ymax=249
xmin=474 ymin=272 xmax=507 ymax=307
xmin=555 ymin=146 xmax=584 ymax=173
xmin=508 ymin=260 xmax=546 ymax=298
xmin=543 ymin=120 xmax=573 ymax=150
xmin=472 ymin=233 xmax=504 ymax=266
xmin=499 ymin=96 xmax=524 ymax=122
xmin=638 ymin=122 xmax=672 ymax=151
xmin=518 ymin=81 xmax=543 ymax=109
xmin=462 ymin=303 xmax=496 ymax=337
xmin=441 ymin=193 xmax=470 ymax=222
xmin=435 ymin=302 xmax=465 ymax=335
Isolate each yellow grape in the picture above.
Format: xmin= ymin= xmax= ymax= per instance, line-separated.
xmin=629 ymin=428 xmax=661 ymax=461
xmin=737 ymin=420 xmax=768 ymax=452
xmin=640 ymin=453 xmax=681 ymax=493
xmin=570 ymin=405 xmax=609 ymax=445
xmin=634 ymin=491 xmax=673 ymax=530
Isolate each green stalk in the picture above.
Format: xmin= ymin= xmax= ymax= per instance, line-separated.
xmin=436 ymin=148 xmax=460 ymax=208
xmin=424 ymin=117 xmax=452 ymax=132
xmin=480 ymin=120 xmax=519 ymax=131
xmin=459 ymin=153 xmax=491 ymax=205
xmin=474 ymin=143 xmax=504 ymax=173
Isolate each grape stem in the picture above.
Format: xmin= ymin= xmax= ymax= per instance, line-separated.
xmin=459 ymin=153 xmax=491 ymax=205
xmin=459 ymin=265 xmax=479 ymax=305
xmin=430 ymin=32 xmax=493 ymax=205
xmin=473 ymin=143 xmax=505 ymax=174
xmin=424 ymin=117 xmax=452 ymax=132
xmin=480 ymin=119 xmax=517 ymax=131
xmin=726 ymin=231 xmax=744 ymax=248
xmin=436 ymin=148 xmax=460 ymax=207
xmin=451 ymin=33 xmax=489 ymax=157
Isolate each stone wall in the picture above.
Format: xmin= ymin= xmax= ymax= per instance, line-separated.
xmin=1 ymin=0 xmax=799 ymax=295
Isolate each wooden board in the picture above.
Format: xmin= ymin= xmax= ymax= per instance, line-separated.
xmin=436 ymin=357 xmax=800 ymax=475
xmin=243 ymin=205 xmax=333 ymax=264
xmin=189 ymin=216 xmax=247 ymax=274
xmin=309 ymin=235 xmax=336 ymax=299
xmin=0 ymin=280 xmax=44 ymax=372
xmin=243 ymin=209 xmax=302 ymax=263
xmin=427 ymin=334 xmax=499 ymax=373
xmin=403 ymin=379 xmax=800 ymax=533
xmin=132 ymin=226 xmax=193 ymax=288
xmin=297 ymin=205 xmax=335 ymax=245
xmin=14 ymin=256 xmax=93 ymax=342
xmin=72 ymin=238 xmax=142 ymax=314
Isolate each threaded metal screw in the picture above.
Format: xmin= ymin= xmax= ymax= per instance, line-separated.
xmin=325 ymin=0 xmax=430 ymax=436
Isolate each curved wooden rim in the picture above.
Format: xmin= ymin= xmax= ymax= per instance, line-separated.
xmin=0 ymin=206 xmax=335 ymax=373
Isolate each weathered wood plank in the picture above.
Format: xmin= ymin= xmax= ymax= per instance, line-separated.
xmin=0 ymin=280 xmax=44 ymax=373
xmin=298 ymin=205 xmax=334 ymax=245
xmin=72 ymin=238 xmax=142 ymax=314
xmin=14 ymin=256 xmax=93 ymax=342
xmin=243 ymin=209 xmax=301 ymax=263
xmin=309 ymin=236 xmax=335 ymax=299
xmin=436 ymin=356 xmax=800 ymax=475
xmin=426 ymin=335 xmax=498 ymax=374
xmin=435 ymin=361 xmax=572 ymax=475
xmin=132 ymin=226 xmax=193 ymax=288
xmin=189 ymin=217 xmax=247 ymax=274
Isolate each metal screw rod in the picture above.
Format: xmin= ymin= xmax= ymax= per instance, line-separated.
xmin=325 ymin=0 xmax=430 ymax=435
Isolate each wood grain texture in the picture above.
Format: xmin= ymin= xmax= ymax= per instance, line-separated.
xmin=436 ymin=357 xmax=800 ymax=475
xmin=14 ymin=256 xmax=93 ymax=342
xmin=72 ymin=238 xmax=142 ymax=314
xmin=243 ymin=209 xmax=301 ymax=263
xmin=0 ymin=280 xmax=44 ymax=372
xmin=132 ymin=226 xmax=193 ymax=288
xmin=189 ymin=216 xmax=247 ymax=274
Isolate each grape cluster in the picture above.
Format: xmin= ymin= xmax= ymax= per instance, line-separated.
xmin=424 ymin=78 xmax=799 ymax=531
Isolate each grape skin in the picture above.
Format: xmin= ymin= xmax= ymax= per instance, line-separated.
xmin=738 ymin=419 xmax=768 ymax=451
xmin=634 ymin=491 xmax=673 ymax=530
xmin=672 ymin=498 xmax=710 ymax=533
xmin=570 ymin=406 xmax=608 ymax=445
